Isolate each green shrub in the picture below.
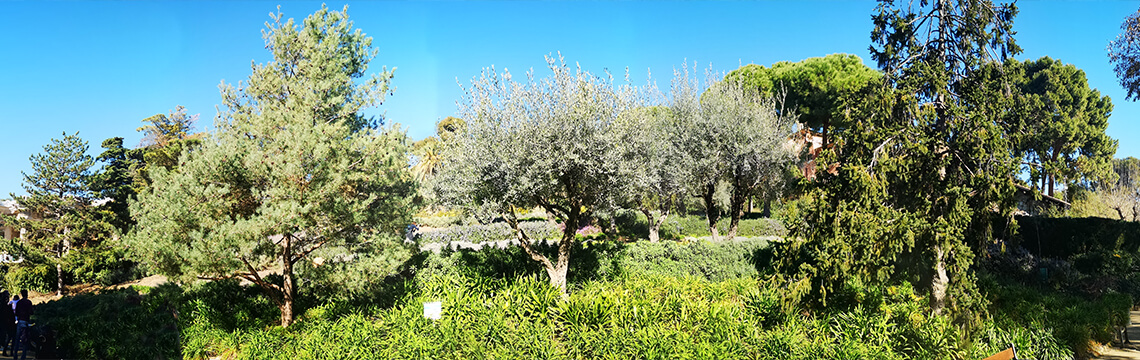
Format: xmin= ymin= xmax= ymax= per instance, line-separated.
xmin=407 ymin=238 xmax=771 ymax=286
xmin=5 ymin=262 xmax=56 ymax=293
xmin=34 ymin=284 xmax=181 ymax=360
xmin=980 ymin=273 xmax=1132 ymax=359
xmin=32 ymin=234 xmax=1124 ymax=360
xmin=191 ymin=274 xmax=990 ymax=360
xmin=614 ymin=239 xmax=772 ymax=281
xmin=65 ymin=244 xmax=141 ymax=286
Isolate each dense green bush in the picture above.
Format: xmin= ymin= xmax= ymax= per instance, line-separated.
xmin=5 ymin=262 xmax=56 ymax=293
xmin=34 ymin=284 xmax=181 ymax=359
xmin=178 ymin=273 xmax=1106 ymax=360
xmin=1012 ymin=216 xmax=1140 ymax=258
xmin=65 ymin=244 xmax=141 ymax=286
xmin=979 ymin=273 xmax=1131 ymax=358
xmin=982 ymin=222 xmax=1140 ymax=300
xmin=614 ymin=239 xmax=772 ymax=281
xmin=187 ymin=274 xmax=967 ymax=360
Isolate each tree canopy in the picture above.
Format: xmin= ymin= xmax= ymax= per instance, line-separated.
xmin=1006 ymin=57 xmax=1117 ymax=197
xmin=781 ymin=0 xmax=1021 ymax=315
xmin=9 ymin=132 xmax=107 ymax=295
xmin=1110 ymin=7 xmax=1140 ymax=101
xmin=438 ymin=54 xmax=642 ymax=294
xmin=127 ymin=5 xmax=416 ymax=327
xmin=724 ymin=54 xmax=880 ymax=144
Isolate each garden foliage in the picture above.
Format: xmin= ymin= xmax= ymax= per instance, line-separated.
xmin=26 ymin=239 xmax=1131 ymax=360
xmin=126 ymin=5 xmax=417 ymax=326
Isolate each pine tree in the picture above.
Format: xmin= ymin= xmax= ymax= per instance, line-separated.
xmin=127 ymin=6 xmax=417 ymax=326
xmin=12 ymin=132 xmax=99 ymax=295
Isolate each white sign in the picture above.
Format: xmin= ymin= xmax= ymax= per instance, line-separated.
xmin=0 ymin=253 xmax=23 ymax=264
xmin=423 ymin=301 xmax=442 ymax=320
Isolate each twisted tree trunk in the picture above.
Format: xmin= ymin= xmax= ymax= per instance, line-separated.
xmin=702 ymin=183 xmax=720 ymax=240
xmin=642 ymin=208 xmax=668 ymax=243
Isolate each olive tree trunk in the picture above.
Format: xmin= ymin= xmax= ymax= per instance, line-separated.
xmin=702 ymin=183 xmax=721 ymax=240
xmin=641 ymin=208 xmax=669 ymax=243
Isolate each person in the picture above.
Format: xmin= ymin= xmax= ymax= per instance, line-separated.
xmin=12 ymin=290 xmax=32 ymax=360
xmin=0 ymin=290 xmax=10 ymax=356
xmin=7 ymin=294 xmax=17 ymax=355
xmin=0 ymin=291 xmax=8 ymax=355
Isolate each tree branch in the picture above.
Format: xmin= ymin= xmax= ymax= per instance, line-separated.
xmin=241 ymin=256 xmax=284 ymax=309
xmin=505 ymin=212 xmax=555 ymax=270
xmin=292 ymin=238 xmax=330 ymax=264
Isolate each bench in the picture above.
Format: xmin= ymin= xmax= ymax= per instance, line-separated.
xmin=982 ymin=344 xmax=1018 ymax=360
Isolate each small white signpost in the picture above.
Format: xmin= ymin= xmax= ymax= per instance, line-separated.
xmin=0 ymin=253 xmax=23 ymax=264
xmin=423 ymin=301 xmax=442 ymax=320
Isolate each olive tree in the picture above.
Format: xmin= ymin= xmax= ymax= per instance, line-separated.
xmin=437 ymin=55 xmax=640 ymax=294
xmin=612 ymin=104 xmax=687 ymax=242
xmin=127 ymin=6 xmax=416 ymax=327
xmin=672 ymin=65 xmax=797 ymax=239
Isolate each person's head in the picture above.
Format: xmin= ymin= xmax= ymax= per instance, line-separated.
xmin=19 ymin=290 xmax=27 ymax=299
xmin=12 ymin=295 xmax=18 ymax=301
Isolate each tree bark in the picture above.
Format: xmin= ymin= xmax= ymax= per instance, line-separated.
xmin=548 ymin=205 xmax=579 ymax=296
xmin=642 ymin=208 xmax=668 ymax=243
xmin=931 ymin=245 xmax=949 ymax=315
xmin=727 ymin=176 xmax=751 ymax=240
xmin=280 ymin=234 xmax=296 ymax=327
xmin=702 ymin=183 xmax=720 ymax=240
xmin=1047 ymin=173 xmax=1055 ymax=198
xmin=512 ymin=199 xmax=577 ymax=296
xmin=548 ymin=233 xmax=572 ymax=295
xmin=56 ymin=263 xmax=63 ymax=296
xmin=58 ymin=226 xmax=70 ymax=296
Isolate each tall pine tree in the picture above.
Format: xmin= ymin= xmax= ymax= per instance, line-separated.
xmin=12 ymin=132 xmax=101 ymax=295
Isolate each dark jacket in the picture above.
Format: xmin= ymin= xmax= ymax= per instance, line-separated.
xmin=14 ymin=299 xmax=31 ymax=322
xmin=0 ymin=300 xmax=13 ymax=326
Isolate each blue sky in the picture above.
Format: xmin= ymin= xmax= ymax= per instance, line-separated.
xmin=0 ymin=1 xmax=1137 ymax=196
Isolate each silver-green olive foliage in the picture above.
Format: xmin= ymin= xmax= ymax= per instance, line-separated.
xmin=438 ymin=55 xmax=643 ymax=294
xmin=127 ymin=6 xmax=416 ymax=327
xmin=611 ymin=104 xmax=687 ymax=243
xmin=670 ymin=65 xmax=797 ymax=240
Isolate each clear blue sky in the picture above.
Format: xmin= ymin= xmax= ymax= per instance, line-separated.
xmin=1 ymin=1 xmax=1137 ymax=196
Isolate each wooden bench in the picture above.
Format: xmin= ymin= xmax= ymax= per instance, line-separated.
xmin=982 ymin=344 xmax=1018 ymax=360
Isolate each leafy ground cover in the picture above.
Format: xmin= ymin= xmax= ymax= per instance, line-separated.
xmin=24 ymin=239 xmax=1130 ymax=360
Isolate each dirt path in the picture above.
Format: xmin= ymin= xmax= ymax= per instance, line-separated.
xmin=1095 ymin=311 xmax=1140 ymax=360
